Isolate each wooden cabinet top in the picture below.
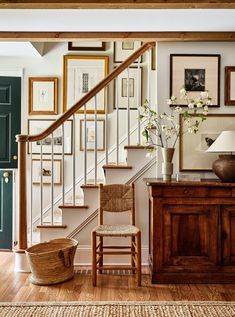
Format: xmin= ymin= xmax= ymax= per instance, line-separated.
xmin=144 ymin=178 xmax=235 ymax=188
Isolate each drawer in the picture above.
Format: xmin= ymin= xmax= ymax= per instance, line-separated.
xmin=160 ymin=187 xmax=207 ymax=197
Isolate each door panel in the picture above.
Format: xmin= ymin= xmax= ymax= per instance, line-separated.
xmin=0 ymin=170 xmax=13 ymax=250
xmin=222 ymin=206 xmax=235 ymax=265
xmin=163 ymin=204 xmax=219 ymax=271
xmin=0 ymin=77 xmax=21 ymax=168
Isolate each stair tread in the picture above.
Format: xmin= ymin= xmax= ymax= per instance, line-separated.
xmin=124 ymin=145 xmax=154 ymax=150
xmin=37 ymin=225 xmax=67 ymax=229
xmin=103 ymin=164 xmax=132 ymax=169
xmin=59 ymin=204 xmax=89 ymax=209
xmin=81 ymin=184 xmax=99 ymax=189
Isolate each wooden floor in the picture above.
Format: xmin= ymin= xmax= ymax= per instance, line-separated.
xmin=1 ymin=252 xmax=235 ymax=302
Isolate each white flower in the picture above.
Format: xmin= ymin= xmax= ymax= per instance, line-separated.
xmin=201 ymin=91 xmax=209 ymax=99
xmin=167 ymin=99 xmax=172 ymax=105
xmin=185 ymin=118 xmax=191 ymax=126
xmin=188 ymin=102 xmax=194 ymax=109
xmin=171 ymin=96 xmax=177 ymax=101
xmin=197 ymin=102 xmax=203 ymax=108
xmin=180 ymin=87 xmax=186 ymax=95
xmin=206 ymin=99 xmax=212 ymax=105
xmin=174 ymin=106 xmax=182 ymax=113
xmin=188 ymin=127 xmax=194 ymax=133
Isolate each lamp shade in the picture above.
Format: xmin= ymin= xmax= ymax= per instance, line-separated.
xmin=206 ymin=130 xmax=235 ymax=153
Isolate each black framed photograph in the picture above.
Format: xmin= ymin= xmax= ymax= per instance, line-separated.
xmin=225 ymin=66 xmax=235 ymax=105
xmin=114 ymin=41 xmax=143 ymax=63
xmin=179 ymin=114 xmax=235 ymax=172
xmin=68 ymin=41 xmax=106 ymax=51
xmin=114 ymin=66 xmax=142 ymax=110
xmin=170 ymin=54 xmax=220 ymax=107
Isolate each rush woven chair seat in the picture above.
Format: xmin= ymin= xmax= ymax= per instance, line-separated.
xmin=91 ymin=183 xmax=141 ymax=286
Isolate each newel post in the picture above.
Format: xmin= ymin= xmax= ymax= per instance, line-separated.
xmin=15 ymin=134 xmax=30 ymax=272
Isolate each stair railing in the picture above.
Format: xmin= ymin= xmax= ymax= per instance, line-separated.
xmin=16 ymin=41 xmax=155 ymax=252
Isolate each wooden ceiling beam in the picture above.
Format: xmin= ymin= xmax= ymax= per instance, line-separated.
xmin=0 ymin=1 xmax=235 ymax=9
xmin=0 ymin=32 xmax=235 ymax=42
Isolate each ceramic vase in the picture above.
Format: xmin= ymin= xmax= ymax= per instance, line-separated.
xmin=161 ymin=147 xmax=175 ymax=181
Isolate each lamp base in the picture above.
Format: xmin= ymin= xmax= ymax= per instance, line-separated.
xmin=213 ymin=155 xmax=235 ymax=182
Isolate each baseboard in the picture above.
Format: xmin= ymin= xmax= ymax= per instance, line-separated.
xmin=74 ymin=245 xmax=149 ymax=266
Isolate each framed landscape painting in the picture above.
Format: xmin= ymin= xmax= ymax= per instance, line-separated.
xmin=179 ymin=114 xmax=235 ymax=171
xmin=170 ymin=54 xmax=220 ymax=107
xmin=28 ymin=119 xmax=73 ymax=155
xmin=225 ymin=66 xmax=235 ymax=105
xmin=63 ymin=55 xmax=109 ymax=114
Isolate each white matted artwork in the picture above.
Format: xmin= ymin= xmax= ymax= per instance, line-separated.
xmin=63 ymin=55 xmax=109 ymax=114
xmin=32 ymin=159 xmax=62 ymax=185
xmin=114 ymin=41 xmax=142 ymax=63
xmin=28 ymin=119 xmax=73 ymax=155
xmin=114 ymin=67 xmax=142 ymax=109
xmin=179 ymin=114 xmax=235 ymax=171
xmin=170 ymin=54 xmax=220 ymax=107
xmin=80 ymin=119 xmax=105 ymax=151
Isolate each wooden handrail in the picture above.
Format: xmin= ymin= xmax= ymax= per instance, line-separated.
xmin=17 ymin=41 xmax=155 ymax=143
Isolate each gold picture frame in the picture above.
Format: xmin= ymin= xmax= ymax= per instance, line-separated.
xmin=32 ymin=159 xmax=62 ymax=185
xmin=80 ymin=119 xmax=105 ymax=151
xmin=63 ymin=55 xmax=109 ymax=114
xmin=28 ymin=77 xmax=58 ymax=115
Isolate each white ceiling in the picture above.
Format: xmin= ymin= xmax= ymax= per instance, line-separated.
xmin=0 ymin=9 xmax=235 ymax=32
xmin=0 ymin=42 xmax=45 ymax=56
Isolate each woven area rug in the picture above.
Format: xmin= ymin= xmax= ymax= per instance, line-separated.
xmin=0 ymin=301 xmax=235 ymax=317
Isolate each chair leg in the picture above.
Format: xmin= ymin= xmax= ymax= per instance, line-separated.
xmin=99 ymin=236 xmax=103 ymax=274
xmin=131 ymin=236 xmax=136 ymax=274
xmin=92 ymin=231 xmax=97 ymax=286
xmin=136 ymin=231 xmax=141 ymax=286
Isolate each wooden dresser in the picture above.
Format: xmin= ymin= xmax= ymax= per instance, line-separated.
xmin=145 ymin=178 xmax=235 ymax=284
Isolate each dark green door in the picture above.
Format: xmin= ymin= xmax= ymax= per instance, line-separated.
xmin=0 ymin=170 xmax=13 ymax=250
xmin=0 ymin=76 xmax=21 ymax=168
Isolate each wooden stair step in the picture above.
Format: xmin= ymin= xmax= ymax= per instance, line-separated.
xmin=103 ymin=164 xmax=132 ymax=169
xmin=37 ymin=225 xmax=67 ymax=229
xmin=124 ymin=145 xmax=154 ymax=150
xmin=81 ymin=184 xmax=99 ymax=189
xmin=59 ymin=204 xmax=89 ymax=209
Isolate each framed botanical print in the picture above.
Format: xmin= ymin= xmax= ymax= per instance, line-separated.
xmin=28 ymin=119 xmax=73 ymax=155
xmin=225 ymin=66 xmax=235 ymax=105
xmin=68 ymin=41 xmax=106 ymax=51
xmin=114 ymin=41 xmax=143 ymax=63
xmin=114 ymin=66 xmax=143 ymax=110
xmin=63 ymin=55 xmax=109 ymax=114
xmin=80 ymin=119 xmax=105 ymax=151
xmin=32 ymin=159 xmax=62 ymax=185
xmin=28 ymin=77 xmax=58 ymax=115
xmin=179 ymin=114 xmax=235 ymax=171
xmin=170 ymin=54 xmax=220 ymax=107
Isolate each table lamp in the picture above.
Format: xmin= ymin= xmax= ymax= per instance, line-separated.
xmin=206 ymin=130 xmax=235 ymax=182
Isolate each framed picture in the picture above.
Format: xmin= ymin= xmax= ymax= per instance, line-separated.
xmin=179 ymin=114 xmax=235 ymax=171
xmin=80 ymin=119 xmax=105 ymax=151
xmin=63 ymin=55 xmax=109 ymax=114
xmin=114 ymin=66 xmax=143 ymax=110
xmin=114 ymin=41 xmax=143 ymax=63
xmin=28 ymin=77 xmax=58 ymax=115
xmin=68 ymin=41 xmax=106 ymax=51
xmin=151 ymin=45 xmax=156 ymax=71
xmin=225 ymin=66 xmax=235 ymax=105
xmin=170 ymin=54 xmax=220 ymax=107
xmin=28 ymin=119 xmax=73 ymax=155
xmin=32 ymin=159 xmax=62 ymax=185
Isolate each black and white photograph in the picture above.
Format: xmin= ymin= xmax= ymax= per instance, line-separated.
xmin=185 ymin=69 xmax=205 ymax=91
xmin=200 ymin=133 xmax=218 ymax=151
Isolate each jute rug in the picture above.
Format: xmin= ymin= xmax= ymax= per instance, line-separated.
xmin=0 ymin=301 xmax=235 ymax=317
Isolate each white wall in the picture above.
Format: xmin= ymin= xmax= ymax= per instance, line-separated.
xmin=157 ymin=41 xmax=235 ymax=178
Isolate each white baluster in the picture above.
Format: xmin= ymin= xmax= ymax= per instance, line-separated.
xmin=148 ymin=48 xmax=152 ymax=107
xmin=51 ymin=132 xmax=54 ymax=225
xmin=127 ymin=67 xmax=130 ymax=146
xmin=84 ymin=104 xmax=87 ymax=185
xmin=116 ymin=78 xmax=119 ymax=164
xmin=62 ymin=123 xmax=65 ymax=205
xmin=72 ymin=116 xmax=76 ymax=205
xmin=94 ymin=95 xmax=98 ymax=184
xmin=137 ymin=56 xmax=141 ymax=145
xmin=40 ymin=140 xmax=43 ymax=225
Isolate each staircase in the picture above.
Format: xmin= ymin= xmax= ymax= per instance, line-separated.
xmin=15 ymin=42 xmax=156 ymax=270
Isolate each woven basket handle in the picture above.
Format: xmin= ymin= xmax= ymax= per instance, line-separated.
xmin=58 ymin=248 xmax=73 ymax=268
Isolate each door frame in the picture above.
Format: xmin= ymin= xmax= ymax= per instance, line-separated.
xmin=0 ymin=69 xmax=23 ymax=250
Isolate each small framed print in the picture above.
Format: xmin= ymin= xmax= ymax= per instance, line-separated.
xmin=32 ymin=159 xmax=62 ymax=185
xmin=68 ymin=41 xmax=106 ymax=51
xmin=28 ymin=77 xmax=58 ymax=115
xmin=225 ymin=66 xmax=235 ymax=105
xmin=80 ymin=119 xmax=105 ymax=151
xmin=170 ymin=54 xmax=220 ymax=107
xmin=63 ymin=55 xmax=109 ymax=114
xmin=114 ymin=41 xmax=143 ymax=63
xmin=28 ymin=119 xmax=73 ymax=155
xmin=179 ymin=114 xmax=235 ymax=172
xmin=114 ymin=66 xmax=142 ymax=110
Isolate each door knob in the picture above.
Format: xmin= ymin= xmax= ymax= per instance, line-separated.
xmin=13 ymin=155 xmax=18 ymax=160
xmin=3 ymin=172 xmax=9 ymax=183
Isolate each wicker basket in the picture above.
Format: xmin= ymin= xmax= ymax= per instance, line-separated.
xmin=26 ymin=238 xmax=78 ymax=285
